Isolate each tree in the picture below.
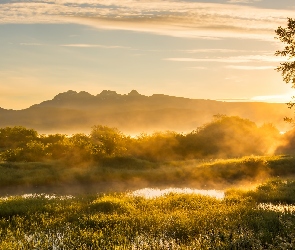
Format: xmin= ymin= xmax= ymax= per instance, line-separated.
xmin=181 ymin=116 xmax=271 ymax=158
xmin=275 ymin=18 xmax=295 ymax=112
xmin=129 ymin=131 xmax=180 ymax=161
xmin=90 ymin=125 xmax=127 ymax=158
xmin=0 ymin=126 xmax=38 ymax=150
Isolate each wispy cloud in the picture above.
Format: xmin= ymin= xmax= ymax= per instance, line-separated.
xmin=227 ymin=0 xmax=262 ymax=3
xmin=226 ymin=65 xmax=275 ymax=70
xmin=61 ymin=44 xmax=130 ymax=49
xmin=182 ymin=49 xmax=245 ymax=54
xmin=20 ymin=43 xmax=43 ymax=46
xmin=181 ymin=49 xmax=273 ymax=54
xmin=216 ymin=98 xmax=249 ymax=102
xmin=251 ymin=94 xmax=292 ymax=102
xmin=185 ymin=66 xmax=207 ymax=70
xmin=165 ymin=55 xmax=294 ymax=63
xmin=166 ymin=57 xmax=250 ymax=63
xmin=0 ymin=0 xmax=293 ymax=40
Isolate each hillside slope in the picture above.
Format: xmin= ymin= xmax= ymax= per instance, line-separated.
xmin=0 ymin=90 xmax=292 ymax=134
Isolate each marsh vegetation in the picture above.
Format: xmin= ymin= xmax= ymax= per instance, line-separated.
xmin=1 ymin=180 xmax=295 ymax=249
xmin=1 ymin=115 xmax=295 ymax=193
xmin=1 ymin=115 xmax=295 ymax=248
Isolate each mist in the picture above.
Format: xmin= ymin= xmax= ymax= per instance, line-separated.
xmin=1 ymin=115 xmax=295 ymax=196
xmin=0 ymin=90 xmax=293 ymax=136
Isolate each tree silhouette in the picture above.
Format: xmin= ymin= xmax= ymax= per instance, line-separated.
xmin=275 ymin=18 xmax=295 ymax=116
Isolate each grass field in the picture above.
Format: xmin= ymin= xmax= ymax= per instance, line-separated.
xmin=1 ymin=179 xmax=295 ymax=249
xmin=1 ymin=155 xmax=295 ymax=249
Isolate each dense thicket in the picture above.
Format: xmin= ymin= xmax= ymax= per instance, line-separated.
xmin=0 ymin=116 xmax=292 ymax=163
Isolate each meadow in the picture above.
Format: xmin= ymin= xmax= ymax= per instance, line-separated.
xmin=1 ymin=155 xmax=295 ymax=249
xmin=0 ymin=179 xmax=295 ymax=249
xmin=1 ymin=116 xmax=295 ymax=249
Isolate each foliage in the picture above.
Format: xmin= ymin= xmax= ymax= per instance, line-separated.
xmin=276 ymin=127 xmax=295 ymax=155
xmin=275 ymin=18 xmax=295 ymax=120
xmin=0 ymin=115 xmax=291 ymax=163
xmin=1 ymin=180 xmax=295 ymax=249
xmin=178 ymin=116 xmax=279 ymax=158
xmin=90 ymin=125 xmax=127 ymax=158
xmin=129 ymin=131 xmax=181 ymax=161
xmin=275 ymin=18 xmax=295 ymax=86
xmin=0 ymin=126 xmax=38 ymax=150
xmin=246 ymin=179 xmax=295 ymax=204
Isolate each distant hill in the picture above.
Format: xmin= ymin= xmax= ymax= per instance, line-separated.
xmin=0 ymin=90 xmax=293 ymax=134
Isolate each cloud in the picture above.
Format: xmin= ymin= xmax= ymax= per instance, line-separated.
xmin=185 ymin=66 xmax=207 ymax=70
xmin=165 ymin=55 xmax=294 ymax=63
xmin=226 ymin=65 xmax=275 ymax=70
xmin=0 ymin=0 xmax=293 ymax=40
xmin=227 ymin=0 xmax=261 ymax=3
xmin=216 ymin=98 xmax=249 ymax=102
xmin=181 ymin=49 xmax=274 ymax=54
xmin=20 ymin=43 xmax=43 ymax=46
xmin=61 ymin=44 xmax=131 ymax=49
xmin=182 ymin=49 xmax=245 ymax=54
xmin=251 ymin=94 xmax=292 ymax=102
xmin=166 ymin=57 xmax=250 ymax=63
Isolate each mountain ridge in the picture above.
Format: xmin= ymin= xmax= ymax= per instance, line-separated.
xmin=0 ymin=90 xmax=293 ymax=134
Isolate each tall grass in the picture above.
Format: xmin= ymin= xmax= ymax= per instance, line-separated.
xmin=1 ymin=179 xmax=295 ymax=249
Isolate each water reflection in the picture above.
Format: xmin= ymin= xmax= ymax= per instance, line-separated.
xmin=131 ymin=188 xmax=224 ymax=199
xmin=258 ymin=203 xmax=295 ymax=214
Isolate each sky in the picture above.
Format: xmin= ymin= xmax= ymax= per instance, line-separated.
xmin=0 ymin=0 xmax=295 ymax=110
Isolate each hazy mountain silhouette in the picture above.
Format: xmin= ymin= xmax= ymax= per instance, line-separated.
xmin=0 ymin=90 xmax=292 ymax=134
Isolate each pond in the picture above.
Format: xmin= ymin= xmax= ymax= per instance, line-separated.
xmin=130 ymin=187 xmax=225 ymax=199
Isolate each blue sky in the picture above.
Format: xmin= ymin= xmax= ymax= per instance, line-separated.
xmin=0 ymin=0 xmax=295 ymax=109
